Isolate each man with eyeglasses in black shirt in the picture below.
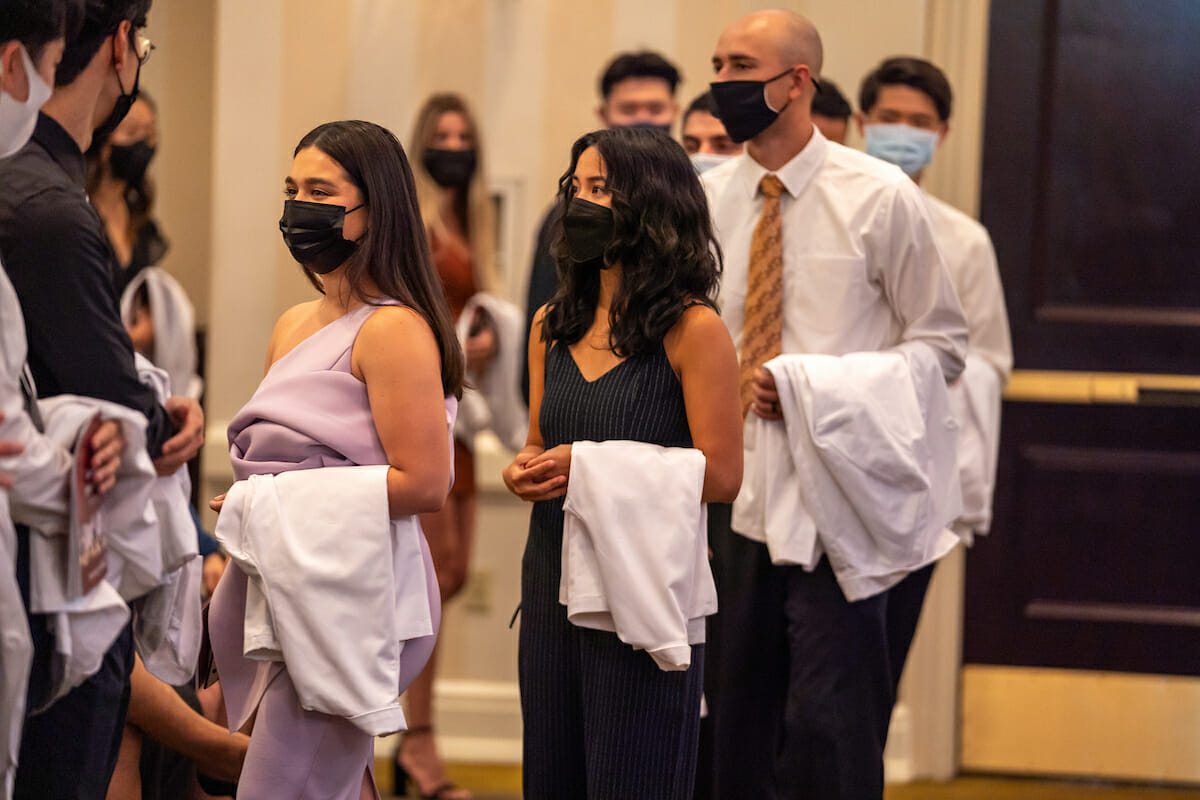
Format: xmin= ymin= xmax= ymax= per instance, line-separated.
xmin=0 ymin=1 xmax=205 ymax=797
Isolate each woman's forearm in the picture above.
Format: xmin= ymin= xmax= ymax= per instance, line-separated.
xmin=700 ymin=454 xmax=743 ymax=504
xmin=387 ymin=464 xmax=451 ymax=517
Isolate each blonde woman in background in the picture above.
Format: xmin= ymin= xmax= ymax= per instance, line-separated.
xmin=399 ymin=92 xmax=502 ymax=800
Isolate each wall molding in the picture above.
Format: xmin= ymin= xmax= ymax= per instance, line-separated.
xmin=377 ymin=679 xmax=523 ymax=764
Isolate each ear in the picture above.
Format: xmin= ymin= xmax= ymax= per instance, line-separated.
xmin=789 ymin=65 xmax=808 ymax=100
xmin=596 ymin=103 xmax=611 ymax=127
xmin=937 ymin=120 xmax=950 ymax=147
xmin=111 ymin=19 xmax=135 ymax=70
xmin=0 ymin=42 xmax=31 ymax=102
xmin=853 ymin=111 xmax=866 ymax=138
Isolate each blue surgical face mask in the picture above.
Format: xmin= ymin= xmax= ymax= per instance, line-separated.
xmin=863 ymin=123 xmax=938 ymax=178
xmin=690 ymin=153 xmax=734 ymax=175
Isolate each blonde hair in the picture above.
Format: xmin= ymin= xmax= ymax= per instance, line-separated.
xmin=409 ymin=93 xmax=498 ymax=295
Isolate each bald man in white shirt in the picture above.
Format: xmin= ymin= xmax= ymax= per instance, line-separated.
xmin=699 ymin=11 xmax=968 ymax=799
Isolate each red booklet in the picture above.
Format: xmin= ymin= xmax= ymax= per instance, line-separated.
xmin=68 ymin=413 xmax=108 ymax=598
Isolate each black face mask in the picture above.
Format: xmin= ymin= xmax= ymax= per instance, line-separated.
xmin=423 ymin=148 xmax=476 ymax=188
xmin=279 ymin=199 xmax=364 ymax=275
xmin=109 ymin=140 xmax=155 ymax=185
xmin=562 ymin=198 xmax=614 ymax=268
xmin=94 ymin=37 xmax=142 ymax=143
xmin=709 ymin=67 xmax=795 ymax=144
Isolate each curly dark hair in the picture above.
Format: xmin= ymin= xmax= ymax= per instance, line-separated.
xmin=542 ymin=127 xmax=721 ymax=358
xmin=294 ymin=120 xmax=464 ymax=400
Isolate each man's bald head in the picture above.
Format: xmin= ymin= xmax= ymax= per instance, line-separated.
xmin=724 ymin=9 xmax=823 ymax=78
xmin=711 ymin=9 xmax=823 ymax=153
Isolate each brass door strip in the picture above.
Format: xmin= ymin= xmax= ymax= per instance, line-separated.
xmin=1025 ymin=600 xmax=1200 ymax=628
xmin=962 ymin=665 xmax=1200 ymax=783
xmin=1004 ymin=370 xmax=1200 ymax=404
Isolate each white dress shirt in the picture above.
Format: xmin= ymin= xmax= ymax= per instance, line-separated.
xmin=922 ymin=193 xmax=1013 ymax=542
xmin=0 ymin=268 xmax=71 ymax=535
xmin=701 ymin=127 xmax=967 ymax=382
xmin=922 ymin=193 xmax=1013 ymax=381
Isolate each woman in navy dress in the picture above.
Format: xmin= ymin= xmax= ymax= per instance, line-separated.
xmin=503 ymin=127 xmax=742 ymax=799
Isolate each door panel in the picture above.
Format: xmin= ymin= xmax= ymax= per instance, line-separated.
xmin=963 ymin=0 xmax=1200 ymax=780
xmin=968 ymin=401 xmax=1200 ymax=676
xmin=977 ymin=0 xmax=1200 ymax=373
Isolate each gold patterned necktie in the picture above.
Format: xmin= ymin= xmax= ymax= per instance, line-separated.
xmin=739 ymin=173 xmax=786 ymax=417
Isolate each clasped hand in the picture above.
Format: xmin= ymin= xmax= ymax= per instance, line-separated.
xmin=502 ymin=444 xmax=571 ymax=502
xmin=751 ymin=367 xmax=784 ymax=421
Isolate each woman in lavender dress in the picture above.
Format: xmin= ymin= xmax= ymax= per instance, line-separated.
xmin=207 ymin=120 xmax=465 ymax=800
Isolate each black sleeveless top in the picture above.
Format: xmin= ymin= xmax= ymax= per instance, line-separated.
xmin=529 ymin=340 xmax=693 ymax=546
xmin=540 ymin=342 xmax=693 ymax=451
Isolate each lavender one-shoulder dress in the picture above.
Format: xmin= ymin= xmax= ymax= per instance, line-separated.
xmin=208 ymin=303 xmax=456 ymax=800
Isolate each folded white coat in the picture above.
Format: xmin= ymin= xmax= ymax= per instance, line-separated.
xmin=215 ymin=465 xmax=434 ymax=735
xmin=120 ymin=267 xmax=203 ymax=401
xmin=0 ymin=493 xmax=32 ymax=799
xmin=28 ymin=395 xmax=155 ymax=708
xmin=733 ymin=346 xmax=962 ymax=601
xmin=453 ymin=292 xmax=528 ymax=453
xmin=130 ymin=353 xmax=202 ymax=684
xmin=37 ymin=396 xmax=160 ymax=600
xmin=560 ymin=440 xmax=716 ymax=671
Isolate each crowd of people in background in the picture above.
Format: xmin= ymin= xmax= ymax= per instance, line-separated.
xmin=0 ymin=2 xmax=1010 ymax=799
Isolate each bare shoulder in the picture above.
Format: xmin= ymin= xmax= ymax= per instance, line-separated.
xmin=357 ymin=304 xmax=437 ymax=349
xmin=665 ymin=301 xmax=735 ymax=369
xmin=351 ymin=305 xmax=443 ymax=384
xmin=272 ymin=300 xmax=320 ymax=336
xmin=669 ymin=302 xmax=728 ymax=345
xmin=266 ymin=300 xmax=321 ymax=364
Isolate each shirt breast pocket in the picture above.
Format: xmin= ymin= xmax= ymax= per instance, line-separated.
xmin=790 ymin=255 xmax=878 ymax=335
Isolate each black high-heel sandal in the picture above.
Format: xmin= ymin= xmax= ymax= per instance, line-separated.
xmin=391 ymin=726 xmax=471 ymax=799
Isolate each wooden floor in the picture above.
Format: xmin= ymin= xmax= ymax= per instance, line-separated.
xmin=886 ymin=777 xmax=1200 ymax=800
xmin=380 ymin=762 xmax=1200 ymax=799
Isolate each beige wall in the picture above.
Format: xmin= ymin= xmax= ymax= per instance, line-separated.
xmin=141 ymin=0 xmax=991 ymax=773
xmin=141 ymin=0 xmax=214 ymax=322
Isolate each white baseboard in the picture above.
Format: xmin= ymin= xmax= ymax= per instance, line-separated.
xmin=883 ymin=702 xmax=915 ymax=784
xmin=376 ymin=679 xmax=524 ymax=764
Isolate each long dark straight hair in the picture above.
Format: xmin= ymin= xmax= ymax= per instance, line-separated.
xmin=542 ymin=127 xmax=722 ymax=357
xmin=294 ymin=120 xmax=464 ymax=399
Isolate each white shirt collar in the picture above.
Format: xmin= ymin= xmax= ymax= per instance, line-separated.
xmin=730 ymin=124 xmax=828 ymax=200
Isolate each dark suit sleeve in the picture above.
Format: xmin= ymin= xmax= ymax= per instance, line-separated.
xmin=2 ymin=187 xmax=176 ymax=457
xmin=520 ymin=205 xmax=562 ymax=406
